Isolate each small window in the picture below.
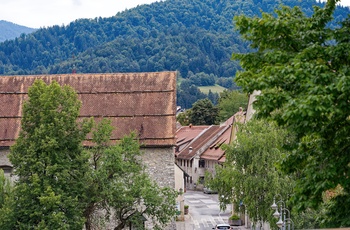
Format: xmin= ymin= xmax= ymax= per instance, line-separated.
xmin=0 ymin=166 xmax=12 ymax=175
xmin=199 ymin=159 xmax=205 ymax=168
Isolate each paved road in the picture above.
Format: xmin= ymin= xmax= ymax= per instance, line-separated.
xmin=176 ymin=190 xmax=232 ymax=230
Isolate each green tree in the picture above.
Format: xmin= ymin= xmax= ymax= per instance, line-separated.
xmin=176 ymin=109 xmax=192 ymax=126
xmin=206 ymin=119 xmax=294 ymax=227
xmin=217 ymin=90 xmax=248 ymax=122
xmin=233 ymin=0 xmax=350 ymax=226
xmin=0 ymin=170 xmax=12 ymax=210
xmin=207 ymin=90 xmax=219 ymax=105
xmin=177 ymin=81 xmax=207 ymax=109
xmin=0 ymin=170 xmax=15 ymax=230
xmin=4 ymin=80 xmax=92 ymax=229
xmin=189 ymin=98 xmax=219 ymax=125
xmin=0 ymin=80 xmax=177 ymax=230
xmin=84 ymin=119 xmax=178 ymax=230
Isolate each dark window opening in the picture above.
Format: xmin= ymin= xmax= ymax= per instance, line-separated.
xmin=199 ymin=159 xmax=205 ymax=168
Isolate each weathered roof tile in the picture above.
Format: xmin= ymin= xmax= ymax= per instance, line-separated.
xmin=0 ymin=72 xmax=177 ymax=147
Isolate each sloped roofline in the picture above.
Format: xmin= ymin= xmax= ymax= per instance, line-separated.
xmin=0 ymin=72 xmax=177 ymax=147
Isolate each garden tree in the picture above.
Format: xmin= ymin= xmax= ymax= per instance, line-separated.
xmin=206 ymin=119 xmax=295 ymax=227
xmin=233 ymin=0 xmax=350 ymax=226
xmin=189 ymin=98 xmax=219 ymax=125
xmin=1 ymin=80 xmax=93 ymax=229
xmin=84 ymin=119 xmax=178 ymax=230
xmin=217 ymin=90 xmax=248 ymax=122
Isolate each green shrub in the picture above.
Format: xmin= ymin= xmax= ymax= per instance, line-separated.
xmin=229 ymin=214 xmax=240 ymax=220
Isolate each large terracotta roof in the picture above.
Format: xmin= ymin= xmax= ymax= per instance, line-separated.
xmin=0 ymin=72 xmax=177 ymax=147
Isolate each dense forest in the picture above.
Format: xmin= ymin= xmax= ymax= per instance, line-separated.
xmin=0 ymin=0 xmax=349 ymax=108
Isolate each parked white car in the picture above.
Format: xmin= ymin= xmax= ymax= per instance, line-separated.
xmin=213 ymin=223 xmax=232 ymax=229
xmin=203 ymin=187 xmax=218 ymax=194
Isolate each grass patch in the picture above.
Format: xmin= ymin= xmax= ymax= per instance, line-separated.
xmin=198 ymin=85 xmax=226 ymax=94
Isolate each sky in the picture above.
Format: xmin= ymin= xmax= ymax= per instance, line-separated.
xmin=0 ymin=0 xmax=159 ymax=28
xmin=321 ymin=0 xmax=350 ymax=7
xmin=0 ymin=0 xmax=349 ymax=29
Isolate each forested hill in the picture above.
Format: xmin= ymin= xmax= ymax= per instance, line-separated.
xmin=0 ymin=0 xmax=349 ymax=78
xmin=0 ymin=20 xmax=36 ymax=42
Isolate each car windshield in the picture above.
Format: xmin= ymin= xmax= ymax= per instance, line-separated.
xmin=217 ymin=226 xmax=230 ymax=229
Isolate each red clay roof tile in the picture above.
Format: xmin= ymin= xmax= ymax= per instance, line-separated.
xmin=0 ymin=72 xmax=177 ymax=147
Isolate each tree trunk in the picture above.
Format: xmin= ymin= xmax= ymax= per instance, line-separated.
xmin=114 ymin=222 xmax=126 ymax=230
xmin=84 ymin=204 xmax=95 ymax=230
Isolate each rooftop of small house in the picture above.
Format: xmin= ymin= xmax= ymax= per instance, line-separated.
xmin=175 ymin=109 xmax=246 ymax=163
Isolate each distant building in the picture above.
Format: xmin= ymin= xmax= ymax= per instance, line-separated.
xmin=175 ymin=108 xmax=246 ymax=190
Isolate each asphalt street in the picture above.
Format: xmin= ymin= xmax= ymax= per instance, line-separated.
xmin=176 ymin=190 xmax=232 ymax=230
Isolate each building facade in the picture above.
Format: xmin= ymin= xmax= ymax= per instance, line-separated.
xmin=175 ymin=108 xmax=246 ymax=190
xmin=0 ymin=72 xmax=178 ymax=229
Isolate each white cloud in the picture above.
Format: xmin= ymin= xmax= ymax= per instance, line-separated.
xmin=72 ymin=0 xmax=82 ymax=6
xmin=0 ymin=0 xmax=349 ymax=28
xmin=0 ymin=0 xmax=158 ymax=28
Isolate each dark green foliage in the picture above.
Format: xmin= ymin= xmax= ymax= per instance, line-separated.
xmin=176 ymin=109 xmax=192 ymax=126
xmin=207 ymin=90 xmax=220 ymax=105
xmin=4 ymin=80 xmax=93 ymax=229
xmin=0 ymin=171 xmax=15 ymax=230
xmin=0 ymin=0 xmax=349 ymax=77
xmin=217 ymin=90 xmax=248 ymax=122
xmin=216 ymin=77 xmax=238 ymax=89
xmin=233 ymin=0 xmax=350 ymax=226
xmin=176 ymin=80 xmax=206 ymax=109
xmin=0 ymin=170 xmax=12 ymax=210
xmin=188 ymin=72 xmax=216 ymax=86
xmin=189 ymin=98 xmax=219 ymax=125
xmin=322 ymin=193 xmax=350 ymax=227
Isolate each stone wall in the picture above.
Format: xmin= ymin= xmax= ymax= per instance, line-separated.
xmin=1 ymin=147 xmax=175 ymax=187
xmin=142 ymin=147 xmax=175 ymax=188
xmin=0 ymin=148 xmax=10 ymax=164
xmin=0 ymin=148 xmax=13 ymax=178
xmin=141 ymin=147 xmax=176 ymax=230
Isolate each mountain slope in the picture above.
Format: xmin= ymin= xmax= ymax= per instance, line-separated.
xmin=0 ymin=0 xmax=349 ymax=77
xmin=0 ymin=20 xmax=36 ymax=42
